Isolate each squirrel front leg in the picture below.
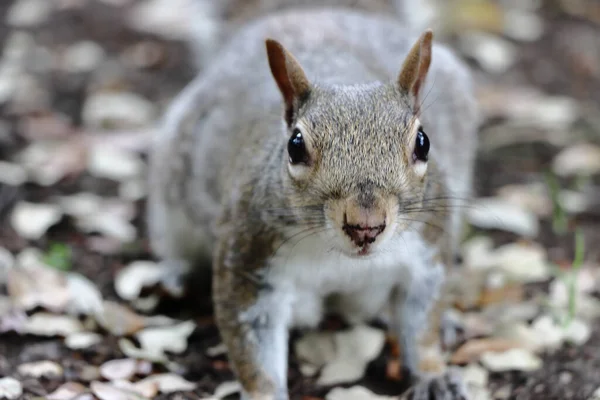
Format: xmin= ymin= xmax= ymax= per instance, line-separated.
xmin=213 ymin=234 xmax=291 ymax=400
xmin=392 ymin=253 xmax=469 ymax=400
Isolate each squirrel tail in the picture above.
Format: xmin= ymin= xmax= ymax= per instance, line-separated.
xmin=184 ymin=0 xmax=442 ymax=72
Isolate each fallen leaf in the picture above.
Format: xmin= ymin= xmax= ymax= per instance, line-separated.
xmin=326 ymin=386 xmax=394 ymax=400
xmin=451 ymin=338 xmax=524 ymax=365
xmin=503 ymin=9 xmax=544 ymax=41
xmin=317 ymin=325 xmax=385 ymax=386
xmin=0 ymin=247 xmax=15 ymax=285
xmin=10 ymin=201 xmax=63 ymax=240
xmin=17 ymin=360 xmax=63 ymax=378
xmin=8 ymin=255 xmax=70 ymax=312
xmin=0 ymin=377 xmax=23 ymax=399
xmin=135 ymin=373 xmax=196 ymax=393
xmin=460 ymin=364 xmax=491 ymax=400
xmin=24 ymin=313 xmax=84 ymax=336
xmin=100 ymin=359 xmax=138 ymax=381
xmin=47 ymin=382 xmax=88 ymax=400
xmin=135 ymin=320 xmax=196 ymax=360
xmin=480 ymin=348 xmax=542 ymax=372
xmin=115 ymin=261 xmax=162 ymax=301
xmin=6 ymin=0 xmax=52 ymax=27
xmin=90 ymin=381 xmax=148 ymax=400
xmin=458 ymin=32 xmax=517 ymax=74
xmin=66 ymin=273 xmax=104 ymax=316
xmin=212 ymin=381 xmax=241 ymax=399
xmin=15 ymin=139 xmax=88 ymax=186
xmin=83 ymin=92 xmax=155 ymax=130
xmin=0 ymin=161 xmax=27 ymax=186
xmin=496 ymin=183 xmax=552 ymax=217
xmin=65 ymin=332 xmax=102 ymax=349
xmin=467 ymin=197 xmax=539 ymax=237
xmin=552 ymin=144 xmax=600 ymax=177
xmin=206 ymin=342 xmax=227 ymax=357
xmin=563 ymin=319 xmax=591 ymax=345
xmin=294 ymin=331 xmax=336 ymax=368
xmin=119 ymin=338 xmax=167 ymax=363
xmin=95 ymin=301 xmax=146 ymax=336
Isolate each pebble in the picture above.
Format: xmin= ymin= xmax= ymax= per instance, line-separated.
xmin=6 ymin=0 xmax=52 ymax=27
xmin=128 ymin=0 xmax=203 ymax=40
xmin=0 ymin=377 xmax=23 ymax=400
xmin=62 ymin=41 xmax=106 ymax=74
xmin=82 ymin=91 xmax=155 ymax=128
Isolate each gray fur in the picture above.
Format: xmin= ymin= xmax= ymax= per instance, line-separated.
xmin=148 ymin=8 xmax=478 ymax=400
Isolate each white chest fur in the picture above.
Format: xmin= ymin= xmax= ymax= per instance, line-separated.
xmin=264 ymin=227 xmax=443 ymax=328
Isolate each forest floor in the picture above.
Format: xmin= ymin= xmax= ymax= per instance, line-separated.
xmin=1 ymin=0 xmax=600 ymax=399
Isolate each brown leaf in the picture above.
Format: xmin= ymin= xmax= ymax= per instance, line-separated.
xmin=95 ymin=301 xmax=146 ymax=336
xmin=47 ymin=382 xmax=87 ymax=400
xmin=451 ymin=338 xmax=524 ymax=365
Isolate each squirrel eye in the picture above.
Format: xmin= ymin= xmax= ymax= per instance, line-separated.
xmin=413 ymin=126 xmax=430 ymax=162
xmin=288 ymin=128 xmax=308 ymax=164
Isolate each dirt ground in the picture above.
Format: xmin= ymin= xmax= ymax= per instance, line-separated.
xmin=0 ymin=0 xmax=600 ymax=399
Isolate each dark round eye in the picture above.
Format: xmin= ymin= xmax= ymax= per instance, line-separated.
xmin=288 ymin=128 xmax=308 ymax=164
xmin=413 ymin=126 xmax=430 ymax=162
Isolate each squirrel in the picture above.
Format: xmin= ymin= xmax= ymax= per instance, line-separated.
xmin=148 ymin=7 xmax=479 ymax=400
xmin=187 ymin=0 xmax=439 ymax=71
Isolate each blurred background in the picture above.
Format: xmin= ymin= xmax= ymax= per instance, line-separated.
xmin=0 ymin=0 xmax=599 ymax=399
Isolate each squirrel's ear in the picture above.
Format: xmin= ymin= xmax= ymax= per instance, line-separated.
xmin=265 ymin=38 xmax=311 ymax=126
xmin=397 ymin=30 xmax=433 ymax=114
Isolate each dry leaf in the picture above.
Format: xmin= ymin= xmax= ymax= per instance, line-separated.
xmin=115 ymin=261 xmax=162 ymax=301
xmin=135 ymin=320 xmax=196 ymax=360
xmin=100 ymin=359 xmax=138 ymax=381
xmin=10 ymin=201 xmax=63 ymax=240
xmin=47 ymin=382 xmax=88 ymax=400
xmin=317 ymin=325 xmax=385 ymax=386
xmin=90 ymin=381 xmax=148 ymax=400
xmin=24 ymin=313 xmax=84 ymax=336
xmin=451 ymin=338 xmax=524 ymax=365
xmin=481 ymin=348 xmax=542 ymax=372
xmin=326 ymin=386 xmax=394 ymax=400
xmin=65 ymin=332 xmax=102 ymax=350
xmin=467 ymin=197 xmax=539 ymax=237
xmin=135 ymin=373 xmax=196 ymax=394
xmin=0 ymin=377 xmax=23 ymax=399
xmin=17 ymin=360 xmax=63 ymax=378
xmin=552 ymin=144 xmax=600 ymax=177
xmin=66 ymin=273 xmax=104 ymax=316
xmin=95 ymin=301 xmax=146 ymax=336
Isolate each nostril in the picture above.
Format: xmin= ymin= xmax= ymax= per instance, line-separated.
xmin=342 ymin=222 xmax=386 ymax=246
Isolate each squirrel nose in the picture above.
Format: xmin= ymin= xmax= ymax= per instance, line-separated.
xmin=342 ymin=213 xmax=386 ymax=247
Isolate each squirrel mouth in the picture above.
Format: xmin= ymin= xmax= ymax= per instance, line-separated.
xmin=357 ymin=244 xmax=371 ymax=256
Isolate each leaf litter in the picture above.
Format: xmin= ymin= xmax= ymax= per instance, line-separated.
xmin=0 ymin=0 xmax=600 ymax=399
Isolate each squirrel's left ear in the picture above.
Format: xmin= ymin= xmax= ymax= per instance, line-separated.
xmin=397 ymin=30 xmax=433 ymax=115
xmin=265 ymin=38 xmax=311 ymax=126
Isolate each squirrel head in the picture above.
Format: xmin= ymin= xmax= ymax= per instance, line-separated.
xmin=265 ymin=31 xmax=434 ymax=257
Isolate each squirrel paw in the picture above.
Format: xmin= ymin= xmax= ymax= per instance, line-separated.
xmin=158 ymin=259 xmax=190 ymax=298
xmin=401 ymin=369 xmax=470 ymax=400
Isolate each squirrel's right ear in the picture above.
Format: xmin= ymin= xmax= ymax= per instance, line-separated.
xmin=397 ymin=30 xmax=433 ymax=115
xmin=265 ymin=39 xmax=311 ymax=126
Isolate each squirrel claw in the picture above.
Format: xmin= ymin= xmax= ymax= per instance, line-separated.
xmin=401 ymin=369 xmax=470 ymax=400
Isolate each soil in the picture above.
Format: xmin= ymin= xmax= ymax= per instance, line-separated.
xmin=0 ymin=0 xmax=600 ymax=399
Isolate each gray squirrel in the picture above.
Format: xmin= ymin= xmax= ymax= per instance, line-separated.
xmin=187 ymin=0 xmax=440 ymax=71
xmin=148 ymin=7 xmax=479 ymax=400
